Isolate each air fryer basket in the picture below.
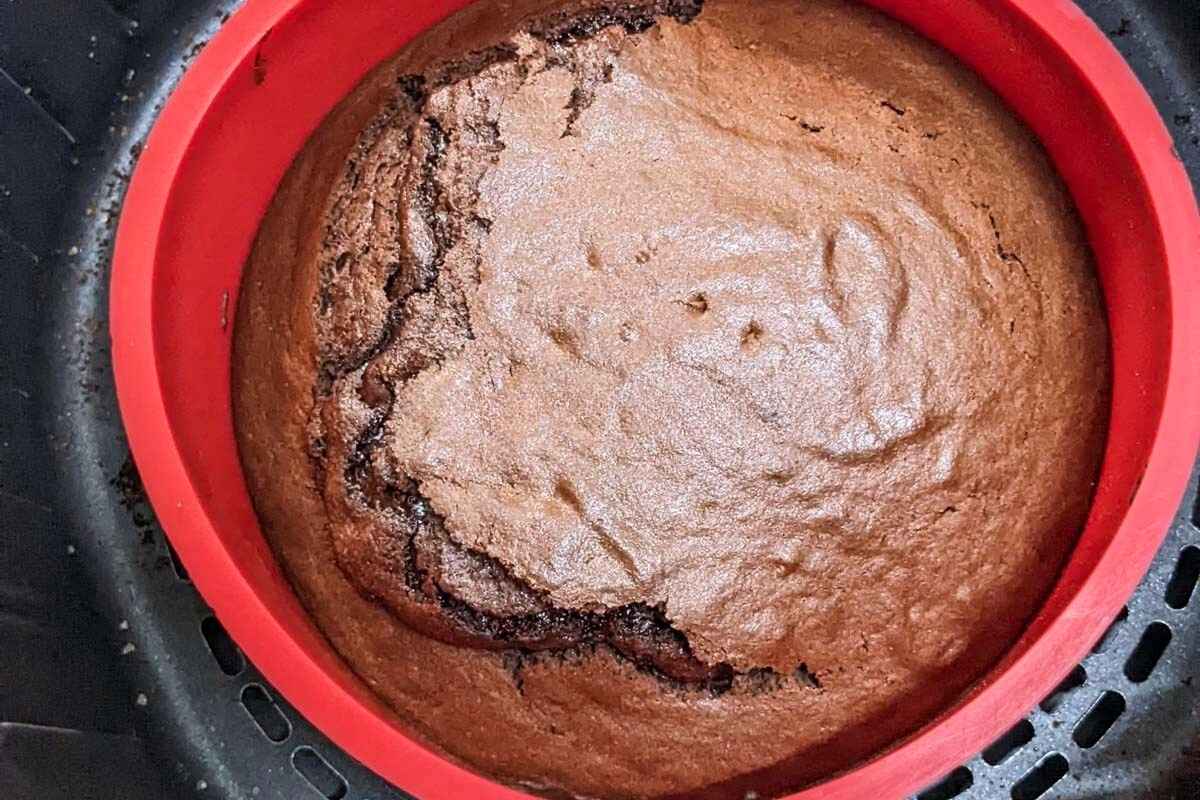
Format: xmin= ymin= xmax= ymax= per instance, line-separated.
xmin=1 ymin=1 xmax=1198 ymax=799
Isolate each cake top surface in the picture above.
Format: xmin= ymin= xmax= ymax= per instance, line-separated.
xmin=309 ymin=0 xmax=1107 ymax=675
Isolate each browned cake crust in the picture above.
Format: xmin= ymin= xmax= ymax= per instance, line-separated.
xmin=231 ymin=0 xmax=1110 ymax=797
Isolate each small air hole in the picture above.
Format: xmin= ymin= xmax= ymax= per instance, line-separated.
xmin=201 ymin=616 xmax=244 ymax=676
xmin=241 ymin=684 xmax=291 ymax=743
xmin=982 ymin=719 xmax=1035 ymax=766
xmin=1092 ymin=606 xmax=1128 ymax=654
xmin=1165 ymin=546 xmax=1200 ymax=609
xmin=1124 ymin=621 xmax=1172 ymax=683
xmin=292 ymin=747 xmax=347 ymax=799
xmin=164 ymin=539 xmax=190 ymax=582
xmin=681 ymin=292 xmax=708 ymax=316
xmin=917 ymin=766 xmax=974 ymax=800
xmin=1073 ymin=690 xmax=1126 ymax=748
xmin=1011 ymin=753 xmax=1069 ymax=800
xmin=741 ymin=321 xmax=764 ymax=351
xmin=291 ymin=748 xmax=345 ymax=796
xmin=1040 ymin=664 xmax=1086 ymax=713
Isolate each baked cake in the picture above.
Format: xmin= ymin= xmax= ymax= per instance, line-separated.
xmin=232 ymin=1 xmax=1110 ymax=796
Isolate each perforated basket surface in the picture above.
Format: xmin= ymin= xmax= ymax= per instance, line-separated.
xmin=0 ymin=1 xmax=1197 ymax=799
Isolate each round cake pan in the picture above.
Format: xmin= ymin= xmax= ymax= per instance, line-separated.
xmin=110 ymin=0 xmax=1200 ymax=797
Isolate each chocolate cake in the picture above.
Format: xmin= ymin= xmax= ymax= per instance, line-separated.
xmin=232 ymin=0 xmax=1111 ymax=796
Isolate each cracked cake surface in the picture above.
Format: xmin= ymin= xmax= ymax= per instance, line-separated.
xmin=232 ymin=0 xmax=1110 ymax=797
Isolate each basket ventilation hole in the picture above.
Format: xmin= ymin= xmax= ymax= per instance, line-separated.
xmin=1072 ymin=690 xmax=1126 ymax=748
xmin=982 ymin=719 xmax=1035 ymax=766
xmin=916 ymin=766 xmax=973 ymax=800
xmin=241 ymin=684 xmax=291 ymax=743
xmin=1010 ymin=753 xmax=1069 ymax=800
xmin=1124 ymin=621 xmax=1173 ymax=683
xmin=292 ymin=746 xmax=348 ymax=799
xmin=1039 ymin=664 xmax=1087 ymax=713
xmin=200 ymin=615 xmax=244 ymax=676
xmin=1091 ymin=606 xmax=1129 ymax=654
xmin=164 ymin=539 xmax=190 ymax=582
xmin=1165 ymin=546 xmax=1200 ymax=609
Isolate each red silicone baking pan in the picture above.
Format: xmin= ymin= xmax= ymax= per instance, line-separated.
xmin=109 ymin=0 xmax=1200 ymax=797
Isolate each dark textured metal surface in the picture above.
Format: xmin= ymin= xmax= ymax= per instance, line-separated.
xmin=0 ymin=721 xmax=176 ymax=800
xmin=916 ymin=476 xmax=1200 ymax=800
xmin=1 ymin=1 xmax=1198 ymax=799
